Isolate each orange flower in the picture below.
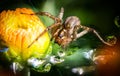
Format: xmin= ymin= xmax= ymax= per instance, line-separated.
xmin=0 ymin=8 xmax=51 ymax=62
xmin=93 ymin=38 xmax=120 ymax=76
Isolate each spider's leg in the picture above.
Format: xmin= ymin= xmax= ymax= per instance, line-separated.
xmin=58 ymin=7 xmax=64 ymax=20
xmin=21 ymin=12 xmax=61 ymax=23
xmin=51 ymin=7 xmax=64 ymax=39
xmin=35 ymin=7 xmax=64 ymax=22
xmin=76 ymin=25 xmax=116 ymax=46
xmin=34 ymin=12 xmax=61 ymax=23
xmin=91 ymin=28 xmax=116 ymax=46
xmin=76 ymin=26 xmax=90 ymax=39
xmin=27 ymin=22 xmax=61 ymax=48
xmin=25 ymin=9 xmax=63 ymax=48
xmin=72 ymin=25 xmax=80 ymax=40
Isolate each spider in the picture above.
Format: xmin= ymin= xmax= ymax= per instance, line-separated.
xmin=25 ymin=8 xmax=116 ymax=48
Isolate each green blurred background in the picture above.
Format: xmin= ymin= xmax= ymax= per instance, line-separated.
xmin=0 ymin=0 xmax=120 ymax=76
xmin=0 ymin=0 xmax=119 ymax=34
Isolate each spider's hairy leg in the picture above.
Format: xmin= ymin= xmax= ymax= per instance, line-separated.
xmin=76 ymin=25 xmax=116 ymax=46
xmin=75 ymin=26 xmax=90 ymax=40
xmin=26 ymin=9 xmax=64 ymax=48
xmin=58 ymin=7 xmax=64 ymax=19
xmin=91 ymin=29 xmax=117 ymax=46
xmin=51 ymin=7 xmax=64 ymax=37
xmin=27 ymin=22 xmax=61 ymax=48
xmin=33 ymin=12 xmax=61 ymax=23
xmin=72 ymin=25 xmax=80 ymax=40
xmin=27 ymin=28 xmax=48 ymax=48
xmin=21 ymin=12 xmax=61 ymax=23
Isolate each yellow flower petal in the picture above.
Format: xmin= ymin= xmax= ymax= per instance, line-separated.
xmin=0 ymin=8 xmax=51 ymax=61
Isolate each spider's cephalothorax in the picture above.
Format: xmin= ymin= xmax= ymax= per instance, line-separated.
xmin=26 ymin=8 xmax=116 ymax=48
xmin=52 ymin=16 xmax=81 ymax=48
